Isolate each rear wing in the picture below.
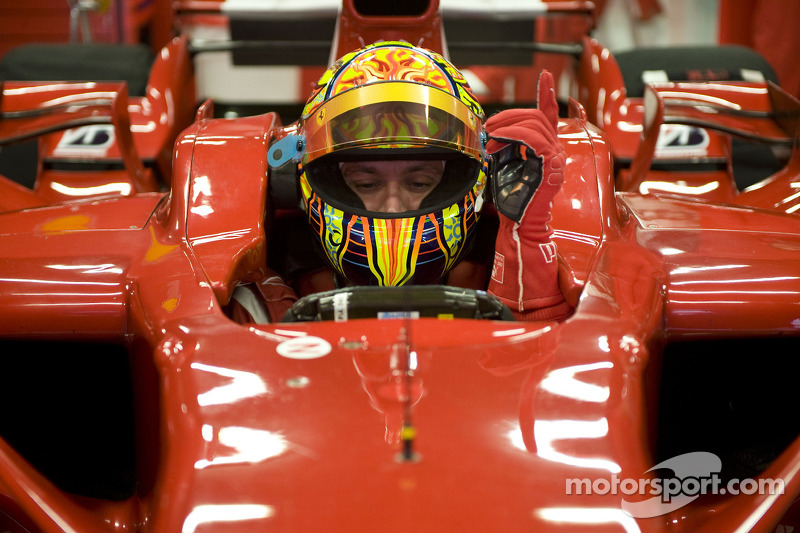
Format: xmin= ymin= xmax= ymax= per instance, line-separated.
xmin=626 ymin=81 xmax=800 ymax=191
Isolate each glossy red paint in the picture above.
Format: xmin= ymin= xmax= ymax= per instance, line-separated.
xmin=625 ymin=81 xmax=798 ymax=202
xmin=0 ymin=35 xmax=195 ymax=207
xmin=571 ymin=36 xmax=796 ymax=205
xmin=0 ymin=92 xmax=799 ymax=530
xmin=1 ymin=2 xmax=800 ymax=532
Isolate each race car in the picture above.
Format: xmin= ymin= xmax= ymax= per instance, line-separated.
xmin=0 ymin=1 xmax=799 ymax=532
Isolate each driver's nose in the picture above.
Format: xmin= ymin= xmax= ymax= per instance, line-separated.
xmin=377 ymin=182 xmax=409 ymax=213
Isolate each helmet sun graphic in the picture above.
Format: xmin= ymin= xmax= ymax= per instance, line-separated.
xmin=298 ymin=41 xmax=488 ymax=287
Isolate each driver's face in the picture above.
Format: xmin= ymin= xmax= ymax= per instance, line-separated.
xmin=341 ymin=160 xmax=444 ymax=213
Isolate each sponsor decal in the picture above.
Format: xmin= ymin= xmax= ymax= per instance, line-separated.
xmin=276 ymin=336 xmax=332 ymax=360
xmin=654 ymin=124 xmax=710 ymax=159
xmin=491 ymin=251 xmax=505 ymax=283
xmin=53 ymin=125 xmax=115 ymax=157
xmin=540 ymin=242 xmax=557 ymax=264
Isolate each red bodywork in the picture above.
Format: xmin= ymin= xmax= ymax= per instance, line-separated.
xmin=0 ymin=35 xmax=195 ymax=209
xmin=0 ymin=2 xmax=799 ymax=532
xmin=571 ymin=33 xmax=792 ymax=203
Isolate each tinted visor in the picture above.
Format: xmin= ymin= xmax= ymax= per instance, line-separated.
xmin=302 ymin=82 xmax=483 ymax=164
xmin=304 ymin=154 xmax=482 ymax=217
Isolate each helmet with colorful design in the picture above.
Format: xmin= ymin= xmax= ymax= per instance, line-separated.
xmin=296 ymin=40 xmax=488 ymax=287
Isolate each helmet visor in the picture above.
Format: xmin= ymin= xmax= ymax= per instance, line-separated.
xmin=302 ymin=82 xmax=483 ymax=164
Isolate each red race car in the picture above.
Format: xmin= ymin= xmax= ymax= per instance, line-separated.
xmin=0 ymin=1 xmax=799 ymax=532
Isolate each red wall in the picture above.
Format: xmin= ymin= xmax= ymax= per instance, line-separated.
xmin=0 ymin=2 xmax=75 ymax=59
xmin=0 ymin=0 xmax=174 ymax=60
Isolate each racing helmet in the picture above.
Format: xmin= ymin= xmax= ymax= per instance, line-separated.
xmin=297 ymin=40 xmax=488 ymax=286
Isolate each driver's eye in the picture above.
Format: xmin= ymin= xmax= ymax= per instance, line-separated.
xmin=407 ymin=179 xmax=435 ymax=191
xmin=351 ymin=181 xmax=379 ymax=191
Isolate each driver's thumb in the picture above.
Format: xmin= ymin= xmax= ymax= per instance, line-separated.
xmin=536 ymin=70 xmax=559 ymax=129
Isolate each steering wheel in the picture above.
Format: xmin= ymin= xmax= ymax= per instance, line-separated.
xmin=282 ymin=285 xmax=514 ymax=322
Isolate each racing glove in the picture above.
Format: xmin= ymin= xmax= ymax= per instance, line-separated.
xmin=486 ymin=70 xmax=570 ymax=321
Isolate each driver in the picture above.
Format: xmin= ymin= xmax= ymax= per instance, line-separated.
xmin=232 ymin=41 xmax=571 ymax=323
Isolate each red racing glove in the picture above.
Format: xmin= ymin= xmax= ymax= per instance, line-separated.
xmin=485 ymin=70 xmax=570 ymax=321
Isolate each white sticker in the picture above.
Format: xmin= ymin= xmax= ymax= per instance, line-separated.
xmin=276 ymin=336 xmax=332 ymax=360
xmin=655 ymin=124 xmax=710 ymax=159
xmin=53 ymin=125 xmax=115 ymax=157
xmin=333 ymin=292 xmax=349 ymax=322
xmin=377 ymin=311 xmax=420 ymax=320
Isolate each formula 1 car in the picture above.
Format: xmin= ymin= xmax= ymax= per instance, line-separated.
xmin=1 ymin=1 xmax=800 ymax=532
